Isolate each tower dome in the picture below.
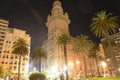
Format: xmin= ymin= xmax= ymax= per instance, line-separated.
xmin=53 ymin=0 xmax=61 ymax=7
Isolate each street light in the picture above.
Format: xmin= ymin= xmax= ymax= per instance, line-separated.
xmin=63 ymin=65 xmax=68 ymax=72
xmin=51 ymin=65 xmax=58 ymax=79
xmin=101 ymin=61 xmax=107 ymax=77
xmin=68 ymin=62 xmax=73 ymax=66
xmin=76 ymin=61 xmax=80 ymax=64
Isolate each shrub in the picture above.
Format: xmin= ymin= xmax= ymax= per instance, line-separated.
xmin=29 ymin=72 xmax=46 ymax=80
xmin=39 ymin=73 xmax=46 ymax=80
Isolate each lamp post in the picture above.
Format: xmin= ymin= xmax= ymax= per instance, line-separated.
xmin=101 ymin=61 xmax=107 ymax=77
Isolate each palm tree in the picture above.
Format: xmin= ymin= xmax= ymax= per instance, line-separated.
xmin=73 ymin=34 xmax=93 ymax=78
xmin=88 ymin=43 xmax=101 ymax=77
xmin=31 ymin=46 xmax=47 ymax=72
xmin=12 ymin=38 xmax=29 ymax=80
xmin=57 ymin=33 xmax=70 ymax=80
xmin=90 ymin=10 xmax=119 ymax=76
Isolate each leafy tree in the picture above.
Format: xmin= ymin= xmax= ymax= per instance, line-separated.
xmin=29 ymin=73 xmax=46 ymax=80
xmin=0 ymin=66 xmax=5 ymax=78
xmin=90 ymin=10 xmax=119 ymax=76
xmin=73 ymin=34 xmax=93 ymax=78
xmin=57 ymin=33 xmax=71 ymax=80
xmin=0 ymin=66 xmax=11 ymax=79
xmin=12 ymin=38 xmax=29 ymax=80
xmin=31 ymin=46 xmax=47 ymax=72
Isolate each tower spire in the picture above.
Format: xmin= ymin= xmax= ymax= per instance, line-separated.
xmin=54 ymin=0 xmax=59 ymax=1
xmin=46 ymin=0 xmax=70 ymax=28
xmin=51 ymin=0 xmax=63 ymax=15
xmin=53 ymin=0 xmax=61 ymax=7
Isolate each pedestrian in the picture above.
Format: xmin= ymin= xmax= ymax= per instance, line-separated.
xmin=60 ymin=73 xmax=64 ymax=80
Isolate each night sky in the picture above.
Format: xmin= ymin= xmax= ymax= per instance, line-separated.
xmin=0 ymin=0 xmax=120 ymax=50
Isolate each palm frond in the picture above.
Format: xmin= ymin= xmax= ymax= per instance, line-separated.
xmin=90 ymin=10 xmax=119 ymax=38
xmin=31 ymin=46 xmax=47 ymax=60
xmin=12 ymin=38 xmax=29 ymax=56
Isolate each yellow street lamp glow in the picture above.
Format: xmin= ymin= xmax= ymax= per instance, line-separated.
xmin=51 ymin=65 xmax=58 ymax=78
xmin=119 ymin=68 xmax=120 ymax=72
xmin=68 ymin=62 xmax=73 ymax=66
xmin=51 ymin=65 xmax=57 ymax=73
xmin=63 ymin=65 xmax=68 ymax=71
xmin=76 ymin=61 xmax=80 ymax=64
xmin=25 ymin=64 xmax=29 ymax=72
xmin=101 ymin=61 xmax=107 ymax=77
xmin=101 ymin=61 xmax=106 ymax=67
xmin=33 ymin=67 xmax=36 ymax=71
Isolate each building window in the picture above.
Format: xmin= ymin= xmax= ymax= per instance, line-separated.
xmin=2 ymin=55 xmax=5 ymax=58
xmin=26 ymin=58 xmax=28 ymax=60
xmin=0 ymin=43 xmax=3 ymax=45
xmin=4 ymin=51 xmax=6 ymax=53
xmin=1 ymin=36 xmax=5 ymax=38
xmin=5 ymin=41 xmax=8 ymax=43
xmin=7 ymin=51 xmax=9 ymax=53
xmin=14 ymin=62 xmax=17 ymax=64
xmin=2 ymin=62 xmax=4 ymax=64
xmin=11 ymin=56 xmax=13 ymax=59
xmin=15 ymin=56 xmax=17 ymax=59
xmin=6 ymin=55 xmax=8 ymax=58
xmin=14 ymin=66 xmax=16 ymax=70
xmin=0 ymin=47 xmax=2 ymax=50
xmin=10 ymin=62 xmax=13 ymax=64
xmin=23 ymin=58 xmax=25 ymax=60
xmin=0 ymin=39 xmax=4 ymax=41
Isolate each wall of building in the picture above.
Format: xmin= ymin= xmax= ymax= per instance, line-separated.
xmin=0 ymin=19 xmax=31 ymax=79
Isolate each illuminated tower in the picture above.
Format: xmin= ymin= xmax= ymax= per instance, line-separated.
xmin=46 ymin=0 xmax=70 ymax=37
xmin=42 ymin=0 xmax=70 ymax=77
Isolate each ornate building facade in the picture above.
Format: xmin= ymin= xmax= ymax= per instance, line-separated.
xmin=42 ymin=0 xmax=77 ymax=78
xmin=42 ymin=0 xmax=112 ymax=78
xmin=42 ymin=0 xmax=102 ymax=79
xmin=42 ymin=0 xmax=70 ymax=74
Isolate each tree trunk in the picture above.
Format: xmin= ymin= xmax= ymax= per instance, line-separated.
xmin=18 ymin=56 xmax=21 ymax=80
xmin=94 ymin=54 xmax=100 ymax=77
xmin=39 ymin=58 xmax=41 ymax=73
xmin=82 ymin=52 xmax=87 ymax=78
xmin=33 ymin=59 xmax=34 ymax=69
xmin=64 ymin=44 xmax=69 ymax=80
xmin=73 ymin=53 xmax=76 ymax=78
